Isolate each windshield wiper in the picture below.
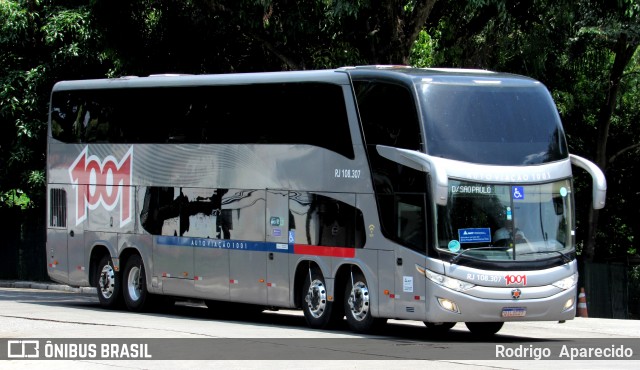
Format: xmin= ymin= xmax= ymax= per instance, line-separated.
xmin=450 ymin=246 xmax=509 ymax=265
xmin=517 ymin=250 xmax=572 ymax=263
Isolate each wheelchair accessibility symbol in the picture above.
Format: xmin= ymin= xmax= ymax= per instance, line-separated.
xmin=512 ymin=186 xmax=524 ymax=200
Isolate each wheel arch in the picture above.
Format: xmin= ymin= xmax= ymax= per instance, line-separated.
xmin=293 ymin=260 xmax=371 ymax=312
xmin=293 ymin=259 xmax=324 ymax=309
xmin=337 ymin=262 xmax=381 ymax=319
xmin=88 ymin=244 xmax=111 ymax=288
xmin=118 ymin=246 xmax=141 ymax=272
xmin=333 ymin=263 xmax=360 ymax=315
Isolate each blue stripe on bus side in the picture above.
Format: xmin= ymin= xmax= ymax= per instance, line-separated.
xmin=155 ymin=236 xmax=294 ymax=254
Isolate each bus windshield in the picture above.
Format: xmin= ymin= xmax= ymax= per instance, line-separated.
xmin=419 ymin=83 xmax=568 ymax=165
xmin=436 ymin=179 xmax=573 ymax=262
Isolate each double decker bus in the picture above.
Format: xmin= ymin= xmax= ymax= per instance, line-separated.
xmin=46 ymin=66 xmax=606 ymax=335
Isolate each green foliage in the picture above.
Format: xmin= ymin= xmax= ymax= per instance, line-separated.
xmin=1 ymin=0 xmax=113 ymax=212
xmin=426 ymin=0 xmax=640 ymax=261
xmin=325 ymin=0 xmax=367 ymax=18
xmin=0 ymin=189 xmax=32 ymax=209
xmin=410 ymin=30 xmax=436 ymax=67
xmin=625 ymin=0 xmax=640 ymax=18
xmin=1 ymin=0 xmax=639 ymax=264
xmin=0 ymin=0 xmax=31 ymax=47
xmin=43 ymin=7 xmax=92 ymax=60
xmin=91 ymin=0 xmax=369 ymax=73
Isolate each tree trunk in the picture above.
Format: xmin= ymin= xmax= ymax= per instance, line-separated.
xmin=370 ymin=0 xmax=438 ymax=64
xmin=584 ymin=34 xmax=638 ymax=262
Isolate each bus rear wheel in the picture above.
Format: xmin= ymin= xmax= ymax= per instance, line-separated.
xmin=96 ymin=255 xmax=122 ymax=309
xmin=301 ymin=268 xmax=335 ymax=329
xmin=123 ymin=254 xmax=150 ymax=312
xmin=465 ymin=322 xmax=504 ymax=336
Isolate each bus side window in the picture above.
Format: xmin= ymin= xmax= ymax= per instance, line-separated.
xmin=355 ymin=81 xmax=422 ymax=151
xmin=289 ymin=193 xmax=365 ymax=249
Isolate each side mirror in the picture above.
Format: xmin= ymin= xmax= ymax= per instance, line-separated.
xmin=570 ymin=154 xmax=607 ymax=209
xmin=376 ymin=145 xmax=448 ymax=206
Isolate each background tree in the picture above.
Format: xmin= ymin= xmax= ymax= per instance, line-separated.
xmin=0 ymin=0 xmax=114 ymax=278
xmin=91 ymin=0 xmax=439 ymax=73
xmin=1 ymin=0 xmax=638 ymax=288
xmin=1 ymin=0 xmax=111 ymax=209
xmin=573 ymin=0 xmax=639 ymax=262
xmin=425 ymin=0 xmax=640 ymax=263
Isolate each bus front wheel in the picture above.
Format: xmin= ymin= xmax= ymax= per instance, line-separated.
xmin=96 ymin=255 xmax=122 ymax=309
xmin=123 ymin=254 xmax=150 ymax=312
xmin=344 ymin=271 xmax=384 ymax=333
xmin=464 ymin=322 xmax=504 ymax=336
xmin=424 ymin=321 xmax=456 ymax=333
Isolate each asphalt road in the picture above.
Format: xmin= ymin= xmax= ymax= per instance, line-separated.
xmin=0 ymin=281 xmax=638 ymax=369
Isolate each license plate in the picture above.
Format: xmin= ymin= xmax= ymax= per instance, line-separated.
xmin=501 ymin=307 xmax=527 ymax=317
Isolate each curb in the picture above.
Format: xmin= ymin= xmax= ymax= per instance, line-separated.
xmin=0 ymin=280 xmax=97 ymax=295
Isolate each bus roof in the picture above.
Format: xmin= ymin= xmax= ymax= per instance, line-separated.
xmin=51 ymin=69 xmax=350 ymax=91
xmin=51 ymin=65 xmax=542 ymax=92
xmin=341 ymin=65 xmax=542 ymax=87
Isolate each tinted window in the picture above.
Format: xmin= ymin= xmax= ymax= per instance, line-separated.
xmin=140 ymin=186 xmax=265 ymax=241
xmin=289 ymin=192 xmax=365 ymax=248
xmin=420 ymin=84 xmax=568 ymax=165
xmin=377 ymin=193 xmax=427 ymax=253
xmin=355 ymin=81 xmax=426 ymax=194
xmin=354 ymin=81 xmax=422 ymax=150
xmin=51 ymin=83 xmax=354 ymax=158
xmin=354 ymin=81 xmax=428 ymax=254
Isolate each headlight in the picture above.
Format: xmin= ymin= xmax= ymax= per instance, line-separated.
xmin=418 ymin=265 xmax=475 ymax=292
xmin=552 ymin=273 xmax=578 ymax=290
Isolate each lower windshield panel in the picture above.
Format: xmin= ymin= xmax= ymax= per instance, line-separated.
xmin=436 ymin=179 xmax=573 ymax=262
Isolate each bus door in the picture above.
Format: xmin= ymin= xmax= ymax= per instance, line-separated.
xmin=192 ymin=187 xmax=231 ymax=301
xmin=47 ymin=185 xmax=75 ymax=284
xmin=151 ymin=187 xmax=194 ymax=296
xmin=65 ymin=183 xmax=87 ymax=286
xmin=265 ymin=190 xmax=291 ymax=307
xmin=394 ymin=247 xmax=427 ymax=319
xmin=394 ymin=200 xmax=428 ymax=320
xmin=229 ymin=189 xmax=267 ymax=305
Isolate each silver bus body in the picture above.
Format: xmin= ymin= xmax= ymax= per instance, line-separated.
xmin=46 ymin=66 xmax=606 ymax=334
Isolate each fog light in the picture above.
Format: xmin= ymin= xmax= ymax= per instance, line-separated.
xmin=563 ymin=298 xmax=574 ymax=311
xmin=437 ymin=297 xmax=460 ymax=314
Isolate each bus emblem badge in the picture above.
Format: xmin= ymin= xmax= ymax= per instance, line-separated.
xmin=511 ymin=289 xmax=522 ymax=299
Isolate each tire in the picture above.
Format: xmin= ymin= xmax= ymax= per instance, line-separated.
xmin=424 ymin=322 xmax=456 ymax=333
xmin=301 ymin=268 xmax=335 ymax=329
xmin=344 ymin=270 xmax=380 ymax=333
xmin=96 ymin=255 xmax=123 ymax=309
xmin=464 ymin=322 xmax=504 ymax=336
xmin=123 ymin=254 xmax=151 ymax=312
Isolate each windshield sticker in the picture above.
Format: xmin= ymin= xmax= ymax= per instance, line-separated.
xmin=512 ymin=186 xmax=524 ymax=200
xmin=506 ymin=206 xmax=512 ymax=221
xmin=458 ymin=228 xmax=491 ymax=243
xmin=451 ymin=185 xmax=493 ymax=194
xmin=448 ymin=240 xmax=461 ymax=252
xmin=560 ymin=187 xmax=568 ymax=197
